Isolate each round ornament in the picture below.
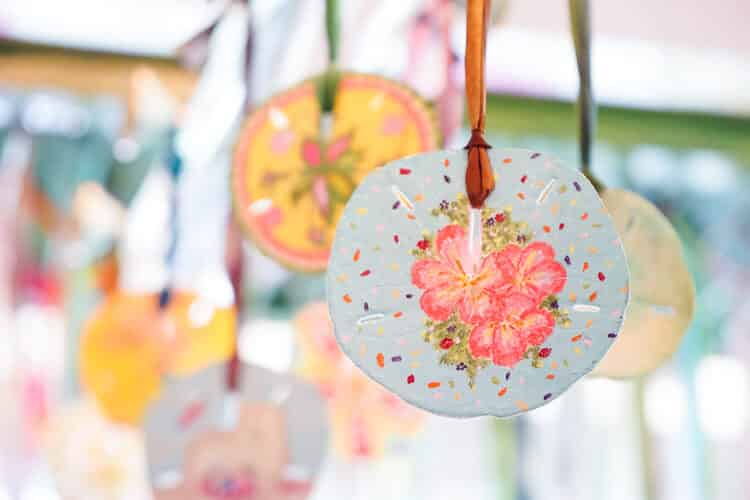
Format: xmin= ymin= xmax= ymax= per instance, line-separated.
xmin=295 ymin=302 xmax=424 ymax=459
xmin=79 ymin=291 xmax=167 ymax=424
xmin=326 ymin=149 xmax=629 ymax=417
xmin=232 ymin=73 xmax=439 ymax=272
xmin=592 ymin=189 xmax=694 ymax=377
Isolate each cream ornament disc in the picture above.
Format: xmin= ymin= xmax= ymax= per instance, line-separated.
xmin=592 ymin=189 xmax=695 ymax=378
xmin=232 ymin=73 xmax=439 ymax=272
xmin=326 ymin=149 xmax=630 ymax=417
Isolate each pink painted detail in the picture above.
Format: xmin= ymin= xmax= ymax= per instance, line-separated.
xmin=326 ymin=134 xmax=351 ymax=162
xmin=311 ymin=176 xmax=330 ymax=217
xmin=469 ymin=294 xmax=556 ymax=367
xmin=382 ymin=114 xmax=407 ymax=135
xmin=200 ymin=472 xmax=256 ymax=499
xmin=494 ymin=242 xmax=567 ymax=303
xmin=270 ymin=130 xmax=295 ymax=154
xmin=179 ymin=400 xmax=206 ymax=429
xmin=301 ymin=140 xmax=321 ymax=167
xmin=411 ymin=224 xmax=507 ymax=323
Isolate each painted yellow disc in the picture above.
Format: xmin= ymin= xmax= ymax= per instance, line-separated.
xmin=80 ymin=292 xmax=165 ymax=425
xmin=233 ymin=73 xmax=439 ymax=272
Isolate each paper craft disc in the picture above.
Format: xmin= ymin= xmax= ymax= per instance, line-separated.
xmin=294 ymin=302 xmax=424 ymax=459
xmin=232 ymin=73 xmax=439 ymax=272
xmin=592 ymin=189 xmax=694 ymax=378
xmin=144 ymin=363 xmax=327 ymax=500
xmin=80 ymin=291 xmax=166 ymax=424
xmin=326 ymin=149 xmax=630 ymax=418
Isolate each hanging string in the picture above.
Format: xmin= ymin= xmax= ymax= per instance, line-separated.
xmin=316 ymin=0 xmax=342 ymax=114
xmin=464 ymin=0 xmax=494 ymax=209
xmin=159 ymin=128 xmax=182 ymax=309
xmin=569 ymin=0 xmax=603 ymax=192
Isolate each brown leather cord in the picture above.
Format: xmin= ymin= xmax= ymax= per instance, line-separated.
xmin=464 ymin=0 xmax=494 ymax=209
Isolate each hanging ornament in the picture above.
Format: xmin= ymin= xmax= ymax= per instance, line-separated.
xmin=561 ymin=0 xmax=695 ymax=378
xmin=144 ymin=363 xmax=328 ymax=500
xmin=294 ymin=302 xmax=424 ymax=459
xmin=325 ymin=0 xmax=629 ymax=418
xmin=42 ymin=398 xmax=152 ymax=500
xmin=232 ymin=0 xmax=440 ymax=272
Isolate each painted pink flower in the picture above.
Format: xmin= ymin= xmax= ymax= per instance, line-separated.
xmin=411 ymin=224 xmax=506 ymax=323
xmin=301 ymin=134 xmax=351 ymax=167
xmin=495 ymin=242 xmax=566 ymax=304
xmin=468 ymin=294 xmax=555 ymax=367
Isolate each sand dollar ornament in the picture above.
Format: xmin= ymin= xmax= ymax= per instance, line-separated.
xmin=563 ymin=0 xmax=694 ymax=378
xmin=326 ymin=0 xmax=630 ymax=418
xmin=232 ymin=0 xmax=439 ymax=272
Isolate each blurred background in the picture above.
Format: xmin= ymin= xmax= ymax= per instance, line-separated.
xmin=0 ymin=0 xmax=749 ymax=499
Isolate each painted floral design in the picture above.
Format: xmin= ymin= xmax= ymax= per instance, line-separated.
xmin=292 ymin=134 xmax=359 ymax=224
xmin=412 ymin=195 xmax=569 ymax=385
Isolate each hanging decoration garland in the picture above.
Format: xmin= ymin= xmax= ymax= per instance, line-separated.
xmin=232 ymin=0 xmax=440 ymax=272
xmin=325 ymin=0 xmax=630 ymax=418
xmin=562 ymin=0 xmax=695 ymax=378
xmin=294 ymin=302 xmax=424 ymax=459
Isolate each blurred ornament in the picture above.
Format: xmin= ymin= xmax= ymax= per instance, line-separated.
xmin=232 ymin=73 xmax=438 ymax=272
xmin=592 ymin=190 xmax=694 ymax=377
xmin=79 ymin=291 xmax=167 ymax=425
xmin=162 ymin=290 xmax=236 ymax=377
xmin=43 ymin=398 xmax=152 ymax=500
xmin=145 ymin=363 xmax=327 ymax=500
xmin=565 ymin=0 xmax=695 ymax=378
xmin=295 ymin=302 xmax=424 ymax=458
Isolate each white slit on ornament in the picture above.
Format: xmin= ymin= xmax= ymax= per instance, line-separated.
xmin=357 ymin=313 xmax=385 ymax=326
xmin=249 ymin=198 xmax=273 ymax=214
xmin=468 ymin=208 xmax=483 ymax=273
xmin=573 ymin=304 xmax=601 ymax=313
xmin=390 ymin=185 xmax=414 ymax=211
xmin=650 ymin=304 xmax=676 ymax=316
xmin=536 ymin=178 xmax=557 ymax=205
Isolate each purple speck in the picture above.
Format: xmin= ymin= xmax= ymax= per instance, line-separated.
xmin=505 ymin=372 xmax=511 ymax=381
xmin=391 ymin=356 xmax=403 ymax=362
xmin=364 ymin=302 xmax=369 ymax=311
xmin=443 ymin=175 xmax=451 ymax=183
xmin=405 ymin=293 xmax=413 ymax=299
xmin=573 ymin=181 xmax=582 ymax=192
xmin=392 ymin=200 xmax=400 ymax=210
xmin=531 ymin=152 xmax=541 ymax=159
xmin=564 ymin=255 xmax=572 ymax=266
xmin=550 ymin=300 xmax=559 ymax=310
xmin=486 ymin=218 xmax=495 ymax=226
xmin=446 ymin=325 xmax=456 ymax=333
xmin=608 ymin=333 xmax=618 ymax=338
xmin=544 ymin=393 xmax=552 ymax=401
xmin=439 ymin=200 xmax=449 ymax=210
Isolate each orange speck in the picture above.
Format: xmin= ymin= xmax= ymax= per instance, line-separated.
xmin=503 ymin=158 xmax=512 ymax=164
xmin=428 ymin=382 xmax=441 ymax=389
xmin=407 ymin=213 xmax=416 ymax=220
xmin=443 ymin=159 xmax=450 ymax=167
xmin=498 ymin=387 xmax=508 ymax=397
xmin=583 ymin=261 xmax=589 ymax=272
xmin=393 ymin=311 xmax=403 ymax=318
xmin=543 ymin=225 xmax=551 ymax=233
xmin=376 ymin=353 xmax=385 ymax=368
xmin=342 ymin=294 xmax=352 ymax=303
xmin=415 ymin=194 xmax=424 ymax=202
xmin=546 ymin=374 xmax=555 ymax=380
xmin=571 ymin=334 xmax=583 ymax=342
xmin=585 ymin=319 xmax=593 ymax=328
xmin=516 ymin=192 xmax=526 ymax=200
xmin=589 ymin=292 xmax=598 ymax=302
xmin=551 ymin=361 xmax=558 ymax=369
xmin=515 ymin=401 xmax=529 ymax=411
xmin=353 ymin=249 xmax=361 ymax=262
xmin=581 ymin=212 xmax=589 ymax=220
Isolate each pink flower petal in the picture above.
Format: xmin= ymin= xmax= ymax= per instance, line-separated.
xmin=420 ymin=285 xmax=463 ymax=321
xmin=435 ymin=224 xmax=472 ymax=275
xmin=468 ymin=321 xmax=495 ymax=360
xmin=411 ymin=259 xmax=455 ymax=290
xmin=302 ymin=139 xmax=322 ymax=166
xmin=326 ymin=134 xmax=351 ymax=163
